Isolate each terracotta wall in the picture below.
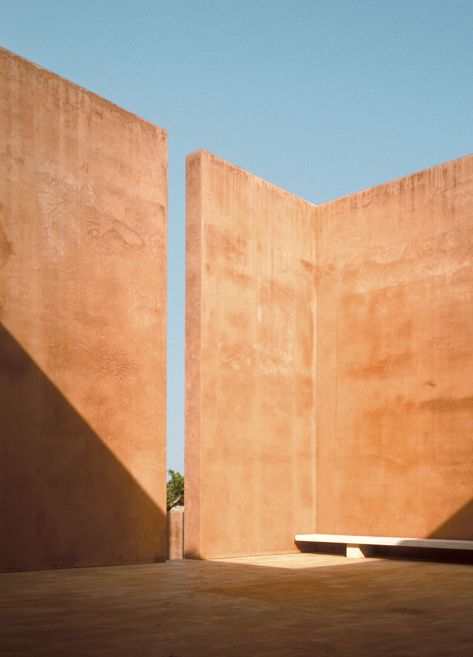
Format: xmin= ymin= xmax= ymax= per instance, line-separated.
xmin=0 ymin=49 xmax=168 ymax=570
xmin=315 ymin=154 xmax=473 ymax=540
xmin=185 ymin=151 xmax=317 ymax=558
xmin=186 ymin=151 xmax=473 ymax=555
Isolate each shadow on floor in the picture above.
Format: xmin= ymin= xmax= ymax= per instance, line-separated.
xmin=296 ymin=540 xmax=473 ymax=565
xmin=1 ymin=553 xmax=472 ymax=657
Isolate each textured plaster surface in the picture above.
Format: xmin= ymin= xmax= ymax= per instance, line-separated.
xmin=168 ymin=510 xmax=184 ymax=560
xmin=0 ymin=49 xmax=168 ymax=570
xmin=315 ymin=154 xmax=473 ymax=539
xmin=1 ymin=553 xmax=473 ymax=656
xmin=185 ymin=151 xmax=317 ymax=558
xmin=186 ymin=150 xmax=473 ymax=555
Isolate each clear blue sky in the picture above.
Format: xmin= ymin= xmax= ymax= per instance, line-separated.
xmin=1 ymin=0 xmax=472 ymax=472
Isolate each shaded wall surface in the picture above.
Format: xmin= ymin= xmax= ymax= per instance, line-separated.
xmin=185 ymin=151 xmax=317 ymax=558
xmin=315 ymin=154 xmax=473 ymax=539
xmin=0 ymin=49 xmax=168 ymax=570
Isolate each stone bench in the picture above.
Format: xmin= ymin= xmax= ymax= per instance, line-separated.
xmin=294 ymin=533 xmax=473 ymax=558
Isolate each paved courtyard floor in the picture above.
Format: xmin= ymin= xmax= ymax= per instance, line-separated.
xmin=1 ymin=553 xmax=472 ymax=656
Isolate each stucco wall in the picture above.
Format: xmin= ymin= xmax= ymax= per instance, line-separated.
xmin=0 ymin=49 xmax=168 ymax=570
xmin=315 ymin=154 xmax=473 ymax=539
xmin=186 ymin=150 xmax=473 ymax=555
xmin=185 ymin=151 xmax=317 ymax=558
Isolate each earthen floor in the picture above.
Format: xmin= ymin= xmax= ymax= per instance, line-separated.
xmin=1 ymin=553 xmax=472 ymax=656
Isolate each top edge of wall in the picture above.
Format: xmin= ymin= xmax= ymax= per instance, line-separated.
xmin=319 ymin=151 xmax=473 ymax=209
xmin=186 ymin=149 xmax=317 ymax=210
xmin=0 ymin=47 xmax=167 ymax=138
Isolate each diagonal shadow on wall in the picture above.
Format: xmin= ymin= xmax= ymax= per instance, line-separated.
xmin=0 ymin=323 xmax=166 ymax=572
xmin=428 ymin=498 xmax=473 ymax=541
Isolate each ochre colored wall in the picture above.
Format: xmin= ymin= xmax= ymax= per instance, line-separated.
xmin=186 ymin=150 xmax=473 ymax=555
xmin=0 ymin=49 xmax=167 ymax=570
xmin=185 ymin=151 xmax=317 ymax=558
xmin=316 ymin=154 xmax=473 ymax=539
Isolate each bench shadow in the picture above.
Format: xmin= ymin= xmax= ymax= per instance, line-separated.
xmin=0 ymin=323 xmax=166 ymax=572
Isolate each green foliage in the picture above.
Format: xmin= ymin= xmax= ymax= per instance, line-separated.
xmin=167 ymin=469 xmax=184 ymax=510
